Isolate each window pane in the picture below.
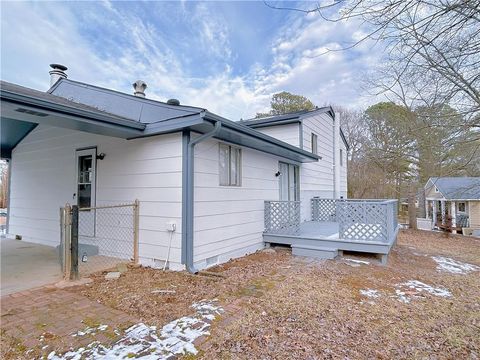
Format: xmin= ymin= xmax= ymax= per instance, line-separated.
xmin=279 ymin=163 xmax=289 ymax=200
xmin=78 ymin=184 xmax=91 ymax=208
xmin=311 ymin=133 xmax=317 ymax=154
xmin=219 ymin=144 xmax=229 ymax=185
xmin=230 ymin=148 xmax=241 ymax=185
xmin=78 ymin=155 xmax=92 ymax=208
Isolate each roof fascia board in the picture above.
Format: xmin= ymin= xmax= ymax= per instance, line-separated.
xmin=205 ymin=111 xmax=320 ymax=162
xmin=1 ymin=90 xmax=145 ymax=130
xmin=243 ymin=117 xmax=301 ymax=127
xmin=1 ymin=101 xmax=144 ymax=138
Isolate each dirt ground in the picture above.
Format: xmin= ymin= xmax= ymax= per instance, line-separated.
xmin=2 ymin=229 xmax=479 ymax=359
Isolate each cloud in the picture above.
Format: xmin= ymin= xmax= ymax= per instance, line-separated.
xmin=0 ymin=2 xmax=384 ymax=120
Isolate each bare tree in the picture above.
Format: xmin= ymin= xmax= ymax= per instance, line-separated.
xmin=265 ymin=0 xmax=480 ymax=127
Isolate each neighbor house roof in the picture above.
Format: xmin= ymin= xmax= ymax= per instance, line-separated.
xmin=426 ymin=177 xmax=480 ymax=200
xmin=1 ymin=79 xmax=319 ymax=163
xmin=240 ymin=107 xmax=350 ymax=151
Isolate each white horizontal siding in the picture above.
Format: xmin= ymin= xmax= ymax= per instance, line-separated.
xmin=300 ymin=113 xmax=335 ymax=221
xmin=192 ymin=138 xmax=279 ymax=269
xmin=9 ymin=125 xmax=184 ymax=269
xmin=254 ymin=123 xmax=300 ymax=147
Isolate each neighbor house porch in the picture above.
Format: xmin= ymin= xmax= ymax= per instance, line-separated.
xmin=263 ymin=198 xmax=399 ymax=264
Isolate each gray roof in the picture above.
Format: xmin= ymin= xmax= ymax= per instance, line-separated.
xmin=1 ymin=79 xmax=320 ymax=163
xmin=241 ymin=107 xmax=335 ymax=126
xmin=427 ymin=177 xmax=480 ymax=200
xmin=240 ymin=107 xmax=350 ymax=151
xmin=1 ymin=80 xmax=143 ymax=127
xmin=48 ymin=78 xmax=204 ymax=123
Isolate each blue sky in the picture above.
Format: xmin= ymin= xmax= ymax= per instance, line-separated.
xmin=1 ymin=1 xmax=383 ymax=120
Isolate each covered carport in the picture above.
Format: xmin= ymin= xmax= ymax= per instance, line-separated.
xmin=1 ymin=239 xmax=63 ymax=295
xmin=0 ymin=80 xmax=145 ymax=295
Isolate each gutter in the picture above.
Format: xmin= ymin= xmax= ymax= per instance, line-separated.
xmin=182 ymin=119 xmax=222 ymax=273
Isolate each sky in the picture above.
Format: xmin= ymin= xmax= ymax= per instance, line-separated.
xmin=0 ymin=1 xmax=384 ymax=120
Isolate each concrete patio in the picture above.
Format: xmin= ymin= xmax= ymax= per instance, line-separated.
xmin=1 ymin=239 xmax=63 ymax=296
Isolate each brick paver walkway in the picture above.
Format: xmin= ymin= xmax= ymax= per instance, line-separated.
xmin=1 ymin=285 xmax=137 ymax=358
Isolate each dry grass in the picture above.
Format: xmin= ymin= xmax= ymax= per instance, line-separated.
xmin=78 ymin=250 xmax=292 ymax=328
xmin=200 ymin=230 xmax=480 ymax=359
xmin=76 ymin=229 xmax=480 ymax=359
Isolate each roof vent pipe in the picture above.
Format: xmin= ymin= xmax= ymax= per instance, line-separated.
xmin=49 ymin=64 xmax=68 ymax=87
xmin=132 ymin=80 xmax=147 ymax=97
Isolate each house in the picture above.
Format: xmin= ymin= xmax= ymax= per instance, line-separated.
xmin=421 ymin=177 xmax=480 ymax=234
xmin=1 ymin=64 xmax=397 ymax=275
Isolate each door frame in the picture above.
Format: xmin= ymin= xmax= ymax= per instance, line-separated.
xmin=278 ymin=161 xmax=300 ymax=201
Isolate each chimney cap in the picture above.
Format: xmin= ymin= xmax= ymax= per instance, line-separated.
xmin=50 ymin=64 xmax=68 ymax=71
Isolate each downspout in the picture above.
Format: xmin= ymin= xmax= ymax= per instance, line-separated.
xmin=182 ymin=120 xmax=222 ymax=273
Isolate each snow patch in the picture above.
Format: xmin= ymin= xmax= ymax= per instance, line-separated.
xmin=46 ymin=300 xmax=224 ymax=359
xmin=394 ymin=280 xmax=452 ymax=303
xmin=72 ymin=324 xmax=108 ymax=337
xmin=360 ymin=289 xmax=380 ymax=298
xmin=432 ymin=256 xmax=480 ymax=274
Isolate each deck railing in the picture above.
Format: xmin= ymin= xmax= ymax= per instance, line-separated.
xmin=264 ymin=200 xmax=301 ymax=235
xmin=312 ymin=198 xmax=399 ymax=244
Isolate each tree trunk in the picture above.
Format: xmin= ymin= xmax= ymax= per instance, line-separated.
xmin=408 ymin=186 xmax=417 ymax=229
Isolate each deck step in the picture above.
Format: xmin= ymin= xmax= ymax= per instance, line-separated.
xmin=291 ymin=244 xmax=338 ymax=259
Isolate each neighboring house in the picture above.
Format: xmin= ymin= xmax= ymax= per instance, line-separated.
xmin=421 ymin=177 xmax=480 ymax=234
xmin=1 ymin=65 xmax=354 ymax=272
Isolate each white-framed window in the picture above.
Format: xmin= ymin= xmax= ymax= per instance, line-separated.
xmin=219 ymin=143 xmax=242 ymax=186
xmin=311 ymin=133 xmax=318 ymax=155
xmin=340 ymin=149 xmax=343 ymax=166
xmin=458 ymin=202 xmax=466 ymax=212
xmin=76 ymin=148 xmax=96 ymax=208
xmin=434 ymin=186 xmax=439 ymax=193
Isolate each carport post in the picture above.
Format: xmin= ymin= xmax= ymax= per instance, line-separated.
xmin=71 ymin=205 xmax=79 ymax=280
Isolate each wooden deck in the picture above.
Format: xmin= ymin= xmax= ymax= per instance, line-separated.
xmin=264 ymin=221 xmax=397 ymax=264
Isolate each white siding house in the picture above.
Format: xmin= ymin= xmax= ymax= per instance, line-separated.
xmin=9 ymin=125 xmax=185 ymax=269
xmin=1 ymin=68 xmax=350 ymax=273
xmin=241 ymin=109 xmax=349 ymax=222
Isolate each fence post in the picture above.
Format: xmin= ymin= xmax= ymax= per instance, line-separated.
xmin=70 ymin=205 xmax=79 ymax=280
xmin=63 ymin=204 xmax=71 ymax=280
xmin=133 ymin=199 xmax=140 ymax=265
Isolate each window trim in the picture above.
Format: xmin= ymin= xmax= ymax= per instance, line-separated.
xmin=458 ymin=202 xmax=466 ymax=213
xmin=311 ymin=133 xmax=318 ymax=155
xmin=219 ymin=143 xmax=242 ymax=187
xmin=75 ymin=147 xmax=97 ymax=209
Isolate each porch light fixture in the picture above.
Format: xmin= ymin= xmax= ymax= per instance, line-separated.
xmin=96 ymin=153 xmax=106 ymax=160
xmin=275 ymin=171 xmax=281 ymax=177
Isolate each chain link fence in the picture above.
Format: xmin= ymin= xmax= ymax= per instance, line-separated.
xmin=60 ymin=201 xmax=139 ymax=279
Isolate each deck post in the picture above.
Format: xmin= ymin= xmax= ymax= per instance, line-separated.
xmin=379 ymin=254 xmax=388 ymax=265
